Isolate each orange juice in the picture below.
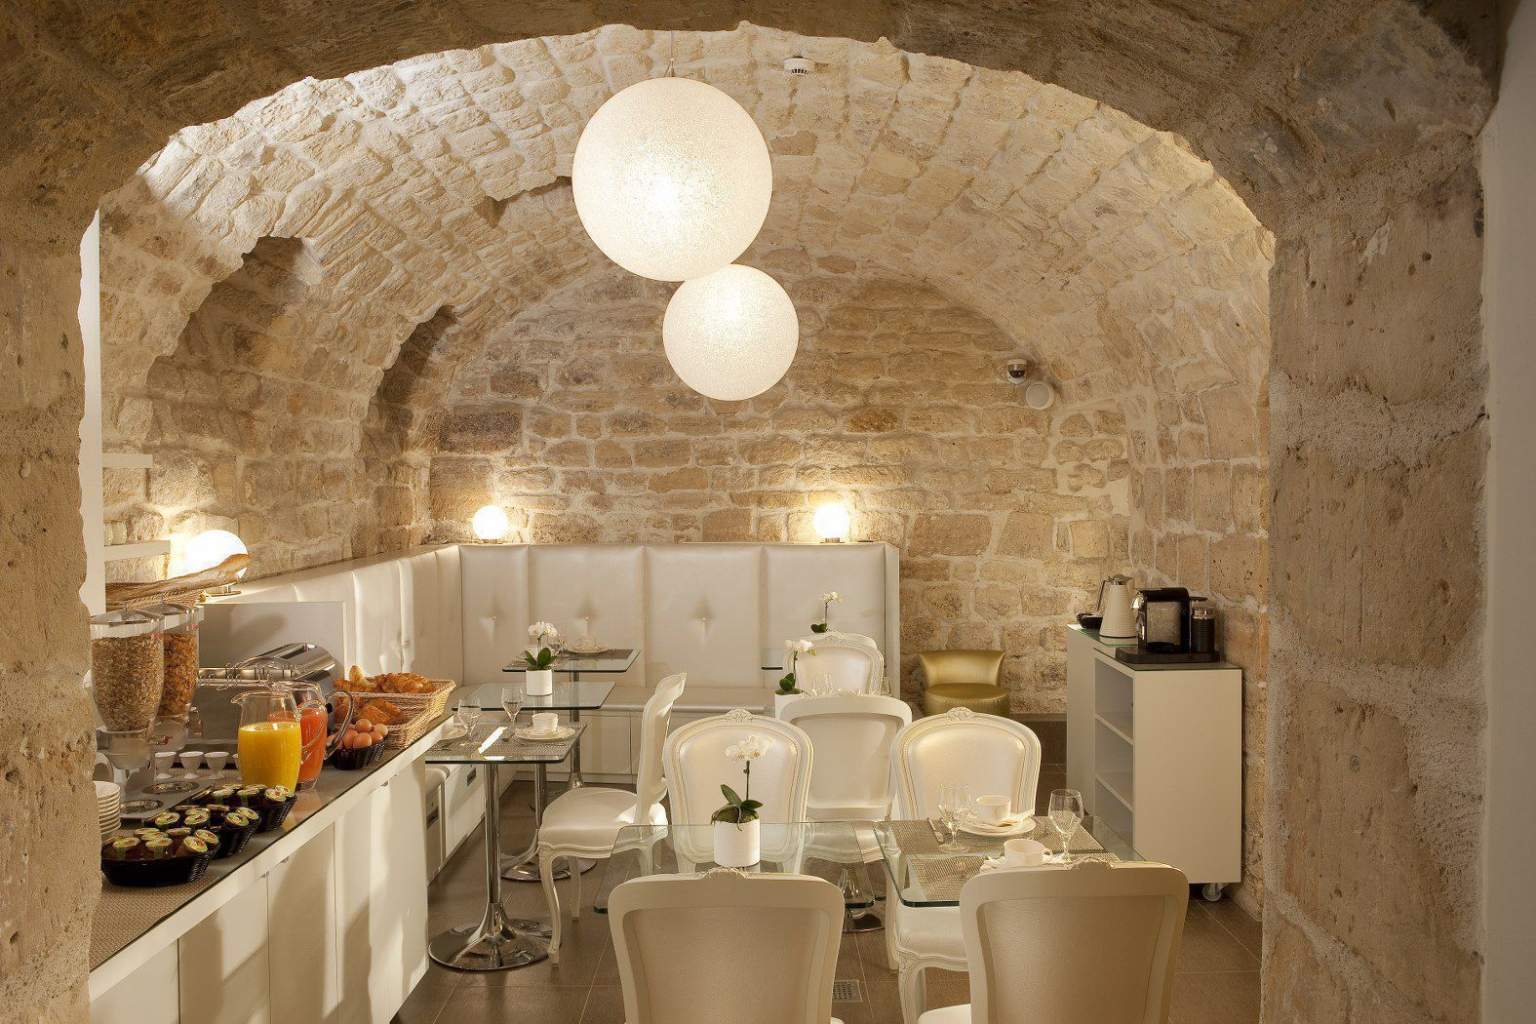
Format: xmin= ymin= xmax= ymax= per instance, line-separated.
xmin=296 ymin=704 xmax=327 ymax=788
xmin=238 ymin=720 xmax=303 ymax=789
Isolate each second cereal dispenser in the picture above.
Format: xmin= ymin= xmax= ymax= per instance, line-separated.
xmin=140 ymin=601 xmax=202 ymax=722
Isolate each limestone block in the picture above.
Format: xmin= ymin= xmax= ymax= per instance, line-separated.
xmin=1275 ymin=684 xmax=1479 ymax=1020
xmin=1272 ymin=425 xmax=1482 ymax=666
xmin=911 ymin=513 xmax=993 ymax=556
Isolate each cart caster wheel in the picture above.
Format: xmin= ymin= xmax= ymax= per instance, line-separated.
xmin=1200 ymin=883 xmax=1224 ymax=903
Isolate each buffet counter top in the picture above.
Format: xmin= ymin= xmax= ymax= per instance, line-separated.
xmin=88 ymin=717 xmax=450 ymax=999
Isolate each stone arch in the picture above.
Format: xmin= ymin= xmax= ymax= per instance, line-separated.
xmin=0 ymin=5 xmax=1498 ymax=1023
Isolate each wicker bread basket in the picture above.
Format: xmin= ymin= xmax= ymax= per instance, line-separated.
xmin=335 ymin=679 xmax=455 ymax=749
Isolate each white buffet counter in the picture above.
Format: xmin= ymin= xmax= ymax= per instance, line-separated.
xmin=90 ymin=719 xmax=449 ymax=1024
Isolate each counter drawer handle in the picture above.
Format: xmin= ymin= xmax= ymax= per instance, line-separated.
xmin=426 ymin=809 xmax=440 ymax=827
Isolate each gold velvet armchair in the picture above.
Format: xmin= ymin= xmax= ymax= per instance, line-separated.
xmin=918 ymin=649 xmax=1010 ymax=717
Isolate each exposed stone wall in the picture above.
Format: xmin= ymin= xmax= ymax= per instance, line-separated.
xmin=429 ymin=264 xmax=1136 ymax=709
xmin=1262 ymin=158 xmax=1488 ymax=1023
xmin=0 ymin=5 xmax=1499 ymax=1024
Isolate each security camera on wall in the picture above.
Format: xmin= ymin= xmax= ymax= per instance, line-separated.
xmin=1003 ymin=359 xmax=1056 ymax=410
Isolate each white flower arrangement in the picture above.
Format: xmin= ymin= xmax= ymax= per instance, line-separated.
xmin=524 ymin=621 xmax=560 ymax=669
xmin=713 ymin=736 xmax=769 ymax=825
xmin=812 ymin=592 xmax=842 ymax=633
xmin=778 ymin=638 xmax=816 ymax=694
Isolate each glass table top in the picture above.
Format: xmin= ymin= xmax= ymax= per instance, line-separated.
xmin=594 ymin=821 xmax=878 ymax=914
xmin=873 ymin=814 xmax=1142 ymax=907
xmin=503 ymin=648 xmax=640 ymax=674
xmin=465 ymin=679 xmax=615 ymax=712
xmin=423 ymin=717 xmax=586 ymax=766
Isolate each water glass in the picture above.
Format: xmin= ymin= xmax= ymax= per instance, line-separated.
xmin=455 ymin=700 xmax=482 ymax=745
xmin=501 ymin=684 xmax=526 ymax=730
xmin=1048 ymin=788 xmax=1084 ymax=863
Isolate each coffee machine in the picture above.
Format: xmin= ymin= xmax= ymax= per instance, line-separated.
xmin=1115 ymin=587 xmax=1220 ymax=664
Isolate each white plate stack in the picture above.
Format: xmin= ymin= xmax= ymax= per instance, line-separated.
xmin=96 ymin=780 xmax=122 ymax=840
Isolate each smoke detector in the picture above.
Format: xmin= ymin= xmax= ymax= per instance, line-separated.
xmin=783 ymin=55 xmax=814 ymax=76
xmin=1003 ymin=359 xmax=1056 ymax=409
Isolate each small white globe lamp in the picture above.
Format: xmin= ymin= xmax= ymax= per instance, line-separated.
xmin=572 ymin=76 xmax=773 ymax=282
xmin=663 ymin=264 xmax=799 ymax=401
xmin=471 ymin=505 xmax=511 ymax=542
xmin=184 ymin=528 xmax=247 ymax=595
xmin=813 ymin=503 xmax=852 ymax=543
xmin=185 ymin=529 xmax=247 ymax=574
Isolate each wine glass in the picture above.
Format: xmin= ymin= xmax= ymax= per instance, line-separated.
xmin=1048 ymin=788 xmax=1084 ymax=863
xmin=937 ymin=783 xmax=972 ymax=842
xmin=501 ymin=684 xmax=526 ymax=732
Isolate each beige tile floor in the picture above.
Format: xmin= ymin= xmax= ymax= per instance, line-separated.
xmin=400 ymin=772 xmax=1259 ymax=1024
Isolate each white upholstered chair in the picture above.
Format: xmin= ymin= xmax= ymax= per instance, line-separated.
xmin=661 ymin=708 xmax=813 ymax=870
xmin=799 ymin=630 xmax=887 ymax=694
xmin=781 ymin=694 xmax=912 ymax=821
xmin=608 ymin=871 xmax=846 ymax=1024
xmin=917 ymin=861 xmax=1189 ymax=1024
xmin=887 ymin=708 xmax=1043 ymax=1024
xmin=538 ymin=672 xmax=686 ymax=961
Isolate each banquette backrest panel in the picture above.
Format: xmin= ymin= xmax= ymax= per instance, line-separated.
xmin=219 ymin=543 xmax=895 ymax=693
xmin=762 ymin=545 xmax=890 ymax=657
xmin=644 ymin=544 xmax=762 ymax=688
xmin=529 ymin=545 xmax=646 ymax=686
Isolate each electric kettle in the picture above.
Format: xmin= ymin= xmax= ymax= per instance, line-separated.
xmin=1097 ymin=575 xmax=1138 ymax=639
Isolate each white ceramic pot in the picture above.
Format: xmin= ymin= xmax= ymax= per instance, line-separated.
xmin=713 ymin=818 xmax=760 ymax=867
xmin=526 ymin=669 xmax=554 ymax=696
xmin=772 ymin=692 xmax=803 ymax=719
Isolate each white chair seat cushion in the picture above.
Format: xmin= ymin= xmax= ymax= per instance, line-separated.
xmin=892 ymin=904 xmax=965 ymax=960
xmin=538 ymin=786 xmax=666 ymax=850
xmin=916 ymin=1005 xmax=971 ymax=1024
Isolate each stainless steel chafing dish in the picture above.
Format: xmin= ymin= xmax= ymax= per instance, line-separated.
xmin=192 ymin=643 xmax=339 ymax=743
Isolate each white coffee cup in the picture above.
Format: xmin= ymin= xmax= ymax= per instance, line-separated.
xmin=1003 ymin=838 xmax=1046 ymax=866
xmin=204 ymin=751 xmax=229 ymax=774
xmin=975 ymin=794 xmax=1011 ymax=824
xmin=531 ymin=712 xmax=560 ymax=736
xmin=179 ymin=750 xmax=204 ymax=772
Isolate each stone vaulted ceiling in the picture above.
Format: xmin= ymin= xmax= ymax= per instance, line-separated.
xmin=100 ymin=23 xmax=1270 ymax=477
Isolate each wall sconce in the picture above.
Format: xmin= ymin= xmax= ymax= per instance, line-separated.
xmin=813 ymin=502 xmax=851 ymax=543
xmin=472 ymin=505 xmax=510 ymax=541
xmin=185 ymin=528 xmax=247 ymax=594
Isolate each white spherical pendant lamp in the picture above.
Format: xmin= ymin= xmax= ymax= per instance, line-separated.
xmin=663 ymin=264 xmax=799 ymax=401
xmin=572 ymin=77 xmax=772 ymax=282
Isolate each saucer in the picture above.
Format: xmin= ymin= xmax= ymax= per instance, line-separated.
xmin=957 ymin=815 xmax=1037 ymax=838
xmin=514 ymin=724 xmax=575 ymax=742
xmin=566 ymin=638 xmax=606 ymax=655
xmin=980 ymin=855 xmax=1047 ymax=872
xmin=439 ymin=722 xmax=469 ymax=742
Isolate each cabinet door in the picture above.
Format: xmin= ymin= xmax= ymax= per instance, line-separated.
xmin=267 ymin=825 xmax=339 ymax=1021
xmin=92 ymin=942 xmax=180 ymax=1024
xmin=336 ymin=764 xmax=429 ymax=1024
xmin=179 ymin=876 xmax=270 ymax=1024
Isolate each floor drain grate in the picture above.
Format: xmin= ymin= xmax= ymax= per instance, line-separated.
xmin=832 ymin=979 xmax=863 ymax=1002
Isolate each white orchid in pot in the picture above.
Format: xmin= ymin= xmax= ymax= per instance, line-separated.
xmin=811 ymin=591 xmax=842 ymax=633
xmin=712 ymin=736 xmax=768 ymax=867
xmin=774 ymin=638 xmax=816 ymax=716
xmin=524 ymin=621 xmax=560 ymax=695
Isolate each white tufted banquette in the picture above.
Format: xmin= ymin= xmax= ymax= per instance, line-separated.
xmin=214 ymin=540 xmax=898 ymax=707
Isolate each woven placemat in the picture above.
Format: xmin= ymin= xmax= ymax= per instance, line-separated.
xmin=891 ymin=818 xmax=1114 ymax=901
xmin=93 ymin=874 xmax=217 ymax=968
